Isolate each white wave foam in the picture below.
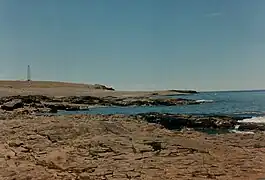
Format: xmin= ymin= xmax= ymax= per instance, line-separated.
xmin=230 ymin=125 xmax=255 ymax=134
xmin=233 ymin=111 xmax=264 ymax=115
xmin=234 ymin=125 xmax=240 ymax=130
xmin=239 ymin=116 xmax=265 ymax=123
xmin=229 ymin=129 xmax=255 ymax=134
xmin=195 ymin=99 xmax=214 ymax=103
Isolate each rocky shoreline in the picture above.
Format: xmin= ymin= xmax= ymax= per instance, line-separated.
xmin=1 ymin=95 xmax=264 ymax=133
xmin=0 ymin=95 xmax=207 ymax=113
xmin=134 ymin=112 xmax=265 ymax=133
xmin=1 ymin=113 xmax=265 ymax=179
xmin=1 ymin=94 xmax=265 ymax=179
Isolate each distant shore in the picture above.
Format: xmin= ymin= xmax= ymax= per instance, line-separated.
xmin=0 ymin=80 xmax=197 ymax=98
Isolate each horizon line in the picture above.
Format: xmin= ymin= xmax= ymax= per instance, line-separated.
xmin=0 ymin=79 xmax=265 ymax=93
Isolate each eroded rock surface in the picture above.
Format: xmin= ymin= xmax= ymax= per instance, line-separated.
xmin=0 ymin=95 xmax=210 ymax=114
xmin=1 ymin=114 xmax=265 ymax=180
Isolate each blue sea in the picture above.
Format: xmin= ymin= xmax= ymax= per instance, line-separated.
xmin=60 ymin=90 xmax=265 ymax=123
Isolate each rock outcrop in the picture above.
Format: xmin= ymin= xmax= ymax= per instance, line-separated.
xmin=135 ymin=112 xmax=239 ymax=131
xmin=0 ymin=95 xmax=212 ymax=114
xmin=1 ymin=114 xmax=265 ymax=180
xmin=134 ymin=112 xmax=265 ymax=133
xmin=168 ymin=89 xmax=198 ymax=94
xmin=0 ymin=96 xmax=89 ymax=113
xmin=0 ymin=95 xmax=53 ymax=104
xmin=1 ymin=99 xmax=24 ymax=111
xmin=59 ymin=96 xmax=203 ymax=107
xmin=93 ymin=84 xmax=115 ymax=91
xmin=237 ymin=123 xmax=265 ymax=131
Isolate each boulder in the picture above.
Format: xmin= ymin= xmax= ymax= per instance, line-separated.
xmin=1 ymin=99 xmax=23 ymax=111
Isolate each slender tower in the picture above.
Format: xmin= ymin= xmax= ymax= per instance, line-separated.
xmin=27 ymin=65 xmax=31 ymax=81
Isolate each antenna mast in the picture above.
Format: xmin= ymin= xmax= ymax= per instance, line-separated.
xmin=27 ymin=65 xmax=31 ymax=81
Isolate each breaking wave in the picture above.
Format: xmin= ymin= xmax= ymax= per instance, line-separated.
xmin=229 ymin=129 xmax=255 ymax=134
xmin=195 ymin=99 xmax=214 ymax=103
xmin=239 ymin=116 xmax=265 ymax=123
xmin=229 ymin=124 xmax=255 ymax=134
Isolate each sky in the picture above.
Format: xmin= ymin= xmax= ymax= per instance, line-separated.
xmin=0 ymin=0 xmax=265 ymax=91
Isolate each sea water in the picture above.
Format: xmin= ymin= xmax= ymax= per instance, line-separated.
xmin=56 ymin=90 xmax=265 ymax=134
xmin=60 ymin=90 xmax=265 ymax=120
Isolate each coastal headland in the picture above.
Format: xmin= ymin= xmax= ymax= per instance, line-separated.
xmin=1 ymin=81 xmax=265 ymax=180
xmin=0 ymin=80 xmax=196 ymax=97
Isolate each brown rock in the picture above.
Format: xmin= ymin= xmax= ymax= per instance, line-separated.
xmin=46 ymin=150 xmax=68 ymax=170
xmin=1 ymin=99 xmax=23 ymax=111
xmin=126 ymin=171 xmax=141 ymax=178
xmin=8 ymin=140 xmax=24 ymax=147
xmin=0 ymin=114 xmax=265 ymax=180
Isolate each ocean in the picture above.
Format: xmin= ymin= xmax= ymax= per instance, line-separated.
xmin=59 ymin=90 xmax=265 ymax=123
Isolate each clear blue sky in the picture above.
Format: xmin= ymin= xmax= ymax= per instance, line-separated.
xmin=0 ymin=0 xmax=265 ymax=91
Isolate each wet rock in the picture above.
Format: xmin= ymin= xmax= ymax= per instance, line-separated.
xmin=153 ymin=98 xmax=198 ymax=106
xmin=60 ymin=95 xmax=206 ymax=107
xmin=44 ymin=104 xmax=66 ymax=110
xmin=136 ymin=112 xmax=238 ymax=130
xmin=168 ymin=89 xmax=198 ymax=94
xmin=0 ymin=95 xmax=210 ymax=112
xmin=65 ymin=106 xmax=80 ymax=111
xmin=238 ymin=123 xmax=265 ymax=131
xmin=61 ymin=96 xmax=104 ymax=105
xmin=1 ymin=99 xmax=23 ymax=111
xmin=45 ymin=104 xmax=82 ymax=112
xmin=35 ymin=108 xmax=51 ymax=113
xmin=109 ymin=97 xmax=203 ymax=107
xmin=49 ymin=106 xmax=58 ymax=113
